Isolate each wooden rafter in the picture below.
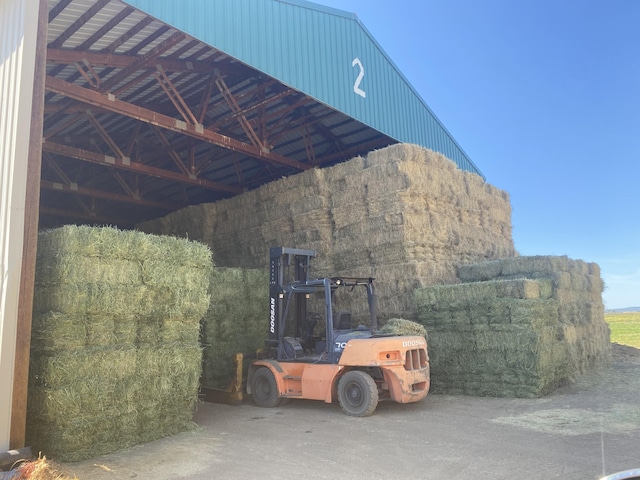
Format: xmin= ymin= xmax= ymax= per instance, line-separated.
xmin=46 ymin=49 xmax=235 ymax=75
xmin=41 ymin=179 xmax=180 ymax=210
xmin=98 ymin=32 xmax=187 ymax=94
xmin=151 ymin=126 xmax=191 ymax=176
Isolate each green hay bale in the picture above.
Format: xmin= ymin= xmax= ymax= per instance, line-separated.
xmin=35 ymin=255 xmax=141 ymax=286
xmin=26 ymin=345 xmax=202 ymax=462
xmin=201 ymin=268 xmax=269 ymax=389
xmin=136 ymin=316 xmax=201 ymax=346
xmin=33 ymin=283 xmax=211 ymax=320
xmin=37 ymin=225 xmax=212 ymax=268
xmin=416 ymin=290 xmax=570 ymax=397
xmin=31 ymin=314 xmax=140 ymax=352
xmin=135 ymin=345 xmax=202 ymax=401
xmin=457 ymin=256 xmax=570 ymax=282
xmin=28 ymin=226 xmax=212 ymax=462
xmin=28 ymin=347 xmax=138 ymax=390
xmin=426 ymin=327 xmax=569 ymax=398
xmin=27 ymin=413 xmax=139 ymax=462
xmin=161 ymin=318 xmax=201 ymax=345
xmin=379 ymin=318 xmax=427 ymax=338
xmin=30 ymin=313 xmax=87 ymax=351
xmin=414 ymin=280 xmax=545 ymax=318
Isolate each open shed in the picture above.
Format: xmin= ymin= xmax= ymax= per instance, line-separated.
xmin=0 ymin=0 xmax=482 ymax=452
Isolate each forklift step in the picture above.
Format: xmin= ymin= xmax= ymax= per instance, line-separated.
xmin=283 ymin=375 xmax=301 ymax=381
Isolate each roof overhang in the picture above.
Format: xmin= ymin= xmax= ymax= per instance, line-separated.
xmin=43 ymin=0 xmax=395 ymax=228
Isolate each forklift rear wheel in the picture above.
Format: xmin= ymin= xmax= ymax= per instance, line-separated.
xmin=251 ymin=367 xmax=281 ymax=408
xmin=337 ymin=370 xmax=379 ymax=417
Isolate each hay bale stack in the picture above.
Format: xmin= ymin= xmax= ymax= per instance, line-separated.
xmin=326 ymin=145 xmax=514 ymax=276
xmin=457 ymin=255 xmax=611 ymax=375
xmin=136 ymin=203 xmax=217 ymax=248
xmin=27 ymin=225 xmax=212 ymax=461
xmin=201 ymin=267 xmax=269 ymax=389
xmin=415 ymin=256 xmax=611 ymax=397
xmin=258 ymin=167 xmax=335 ymax=274
xmin=138 ymin=143 xmax=514 ymax=321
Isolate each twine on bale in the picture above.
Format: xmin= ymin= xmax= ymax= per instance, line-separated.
xmin=28 ymin=225 xmax=212 ymax=462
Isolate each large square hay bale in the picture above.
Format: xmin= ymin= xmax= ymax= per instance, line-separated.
xmin=415 ymin=255 xmax=611 ymax=397
xmin=27 ymin=225 xmax=212 ymax=461
xmin=201 ymin=267 xmax=269 ymax=389
xmin=138 ymin=143 xmax=515 ymax=322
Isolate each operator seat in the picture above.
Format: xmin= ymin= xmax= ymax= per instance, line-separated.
xmin=335 ymin=311 xmax=352 ymax=330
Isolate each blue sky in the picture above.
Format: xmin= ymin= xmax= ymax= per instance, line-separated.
xmin=318 ymin=0 xmax=640 ymax=309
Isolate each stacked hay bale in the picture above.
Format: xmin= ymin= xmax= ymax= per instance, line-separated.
xmin=457 ymin=256 xmax=612 ymax=374
xmin=139 ymin=144 xmax=514 ymax=321
xmin=201 ymin=267 xmax=269 ymax=389
xmin=28 ymin=225 xmax=212 ymax=461
xmin=415 ymin=256 xmax=611 ymax=397
xmin=322 ymin=144 xmax=514 ymax=319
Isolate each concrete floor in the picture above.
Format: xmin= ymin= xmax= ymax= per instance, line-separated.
xmin=60 ymin=345 xmax=640 ymax=480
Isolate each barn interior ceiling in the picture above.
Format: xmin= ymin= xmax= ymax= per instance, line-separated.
xmin=42 ymin=0 xmax=395 ymax=229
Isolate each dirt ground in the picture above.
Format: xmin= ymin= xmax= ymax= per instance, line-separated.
xmin=59 ymin=344 xmax=640 ymax=480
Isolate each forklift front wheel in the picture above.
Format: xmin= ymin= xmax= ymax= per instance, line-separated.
xmin=337 ymin=370 xmax=379 ymax=417
xmin=251 ymin=367 xmax=282 ymax=408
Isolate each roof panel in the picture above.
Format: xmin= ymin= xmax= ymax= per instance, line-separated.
xmin=123 ymin=0 xmax=483 ymax=177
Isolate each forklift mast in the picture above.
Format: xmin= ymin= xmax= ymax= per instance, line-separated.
xmin=268 ymin=247 xmax=315 ymax=349
xmin=267 ymin=247 xmax=379 ymax=363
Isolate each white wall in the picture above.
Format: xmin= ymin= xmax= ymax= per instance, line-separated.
xmin=0 ymin=0 xmax=39 ymax=452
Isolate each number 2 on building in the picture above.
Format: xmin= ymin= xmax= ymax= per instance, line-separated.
xmin=352 ymin=58 xmax=366 ymax=98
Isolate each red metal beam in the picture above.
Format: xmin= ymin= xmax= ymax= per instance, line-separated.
xmin=42 ymin=140 xmax=242 ymax=194
xmin=45 ymin=75 xmax=310 ymax=171
xmin=41 ymin=179 xmax=181 ymax=210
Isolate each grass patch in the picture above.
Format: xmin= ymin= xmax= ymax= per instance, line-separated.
xmin=605 ymin=312 xmax=640 ymax=348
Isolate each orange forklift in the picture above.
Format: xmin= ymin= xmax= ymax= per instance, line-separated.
xmin=246 ymin=247 xmax=430 ymax=416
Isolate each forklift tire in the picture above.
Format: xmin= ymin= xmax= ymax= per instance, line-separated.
xmin=251 ymin=367 xmax=281 ymax=408
xmin=337 ymin=370 xmax=379 ymax=417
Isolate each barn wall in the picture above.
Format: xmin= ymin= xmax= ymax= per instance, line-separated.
xmin=0 ymin=0 xmax=40 ymax=452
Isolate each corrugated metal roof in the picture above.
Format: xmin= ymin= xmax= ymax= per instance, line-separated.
xmin=40 ymin=0 xmax=484 ymax=228
xmin=124 ymin=0 xmax=482 ymax=177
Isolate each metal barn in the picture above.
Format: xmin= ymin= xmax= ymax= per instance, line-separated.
xmin=0 ymin=0 xmax=482 ymax=452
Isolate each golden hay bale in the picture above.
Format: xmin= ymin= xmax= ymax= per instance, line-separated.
xmin=135 ymin=143 xmax=516 ymax=326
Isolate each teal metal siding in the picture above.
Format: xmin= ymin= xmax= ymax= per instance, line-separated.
xmin=124 ymin=0 xmax=483 ymax=177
